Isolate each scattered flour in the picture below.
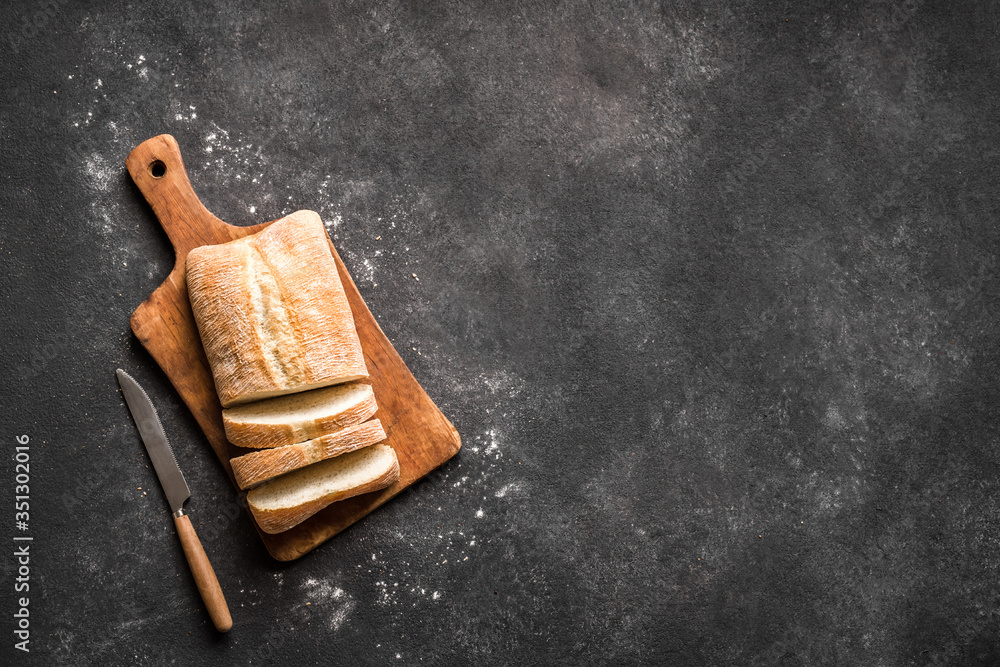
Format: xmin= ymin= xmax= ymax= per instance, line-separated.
xmin=301 ymin=578 xmax=355 ymax=631
xmin=495 ymin=482 xmax=522 ymax=498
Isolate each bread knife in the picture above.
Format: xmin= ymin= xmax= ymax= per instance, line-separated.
xmin=116 ymin=369 xmax=233 ymax=632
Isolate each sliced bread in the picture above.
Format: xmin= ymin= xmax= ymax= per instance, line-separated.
xmin=231 ymin=418 xmax=387 ymax=489
xmin=248 ymin=443 xmax=399 ymax=534
xmin=223 ymin=382 xmax=377 ymax=449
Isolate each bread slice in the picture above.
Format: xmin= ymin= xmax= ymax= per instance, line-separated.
xmin=223 ymin=382 xmax=377 ymax=449
xmin=231 ymin=418 xmax=387 ymax=489
xmin=186 ymin=210 xmax=368 ymax=407
xmin=248 ymin=443 xmax=399 ymax=534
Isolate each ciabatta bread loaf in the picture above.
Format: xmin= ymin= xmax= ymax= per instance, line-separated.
xmin=186 ymin=210 xmax=368 ymax=407
xmin=248 ymin=443 xmax=399 ymax=533
xmin=223 ymin=382 xmax=377 ymax=449
xmin=231 ymin=418 xmax=387 ymax=489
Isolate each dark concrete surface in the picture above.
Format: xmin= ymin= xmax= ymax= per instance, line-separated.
xmin=2 ymin=0 xmax=1000 ymax=664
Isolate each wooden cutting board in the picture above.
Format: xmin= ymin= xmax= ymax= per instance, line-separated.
xmin=125 ymin=134 xmax=461 ymax=561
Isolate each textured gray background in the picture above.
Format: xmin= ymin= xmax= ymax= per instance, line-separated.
xmin=2 ymin=0 xmax=1000 ymax=665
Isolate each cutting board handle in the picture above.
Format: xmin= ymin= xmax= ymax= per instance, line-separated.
xmin=126 ymin=134 xmax=230 ymax=259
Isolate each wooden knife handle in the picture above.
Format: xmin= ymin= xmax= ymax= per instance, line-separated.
xmin=174 ymin=513 xmax=233 ymax=632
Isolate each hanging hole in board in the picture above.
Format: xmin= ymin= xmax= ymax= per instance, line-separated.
xmin=150 ymin=160 xmax=166 ymax=178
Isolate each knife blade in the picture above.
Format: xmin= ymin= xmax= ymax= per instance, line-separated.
xmin=116 ymin=369 xmax=190 ymax=512
xmin=116 ymin=369 xmax=233 ymax=632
